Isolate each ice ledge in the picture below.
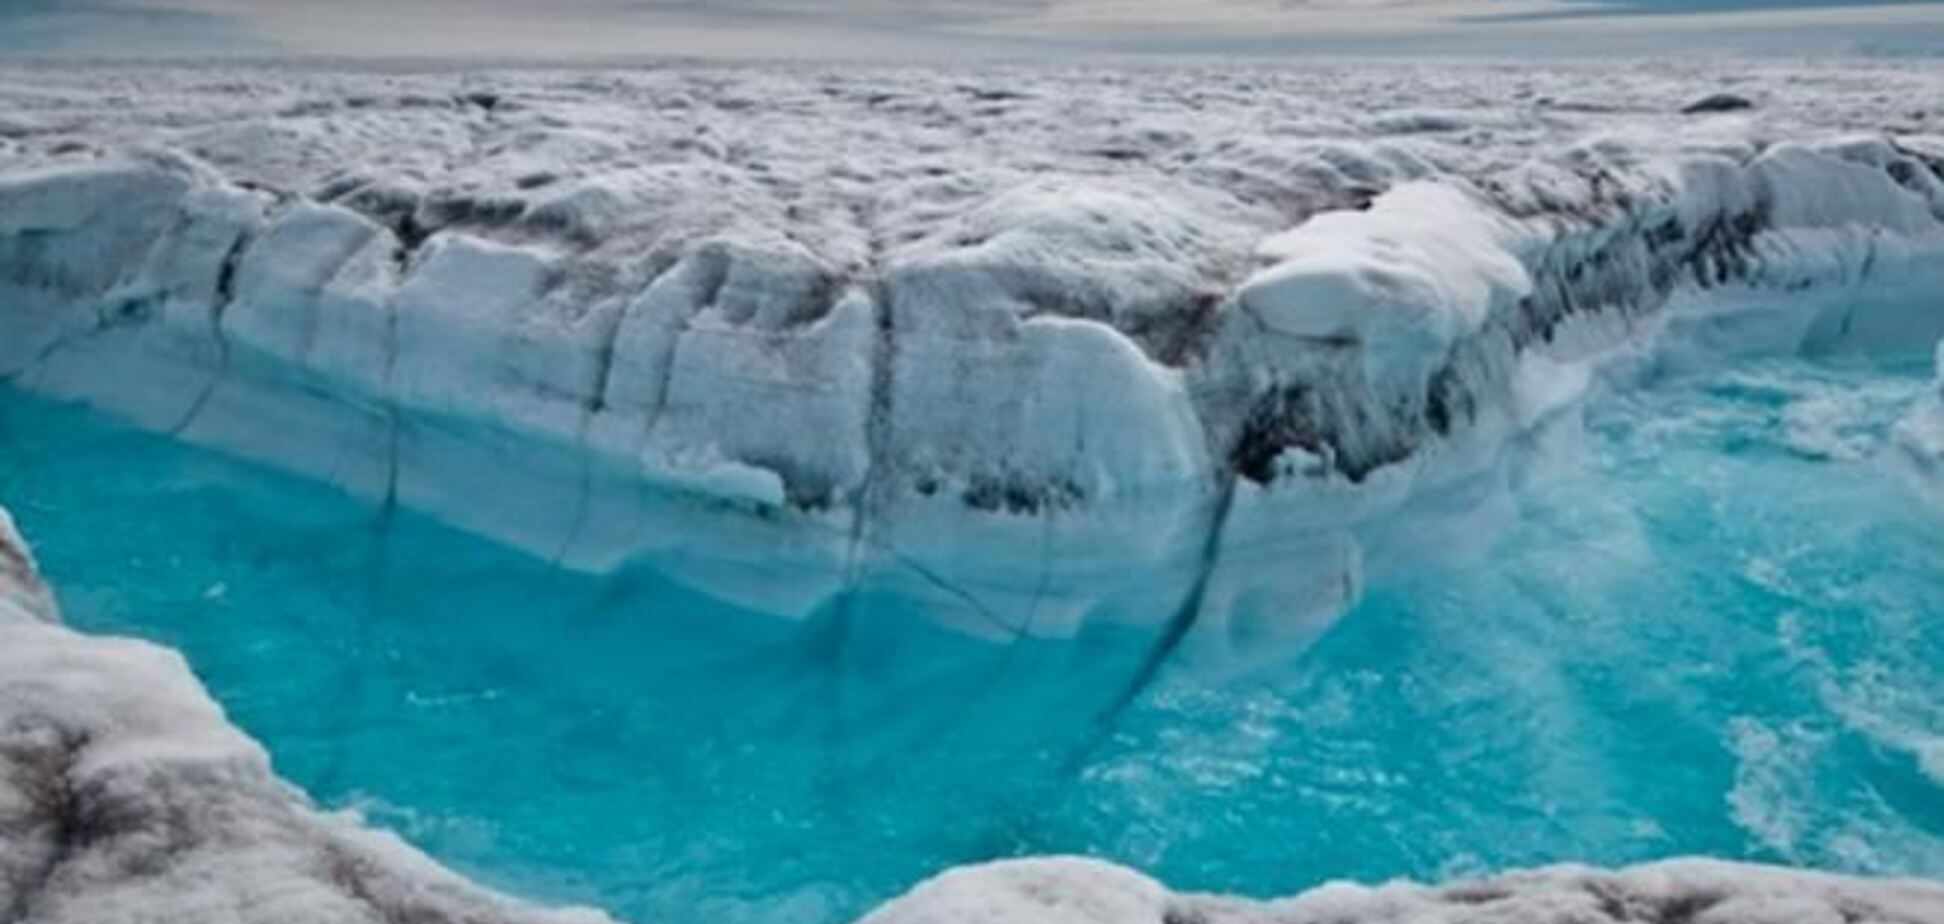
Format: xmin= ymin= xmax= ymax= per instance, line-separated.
xmin=860 ymin=856 xmax=1944 ymax=924
xmin=3 ymin=78 xmax=1944 ymax=650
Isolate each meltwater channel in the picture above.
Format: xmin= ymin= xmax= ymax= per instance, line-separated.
xmin=2 ymin=350 xmax=1940 ymax=924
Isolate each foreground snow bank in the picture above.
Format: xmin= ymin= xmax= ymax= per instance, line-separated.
xmin=0 ymin=513 xmax=614 ymax=924
xmin=861 ymin=857 xmax=1944 ymax=924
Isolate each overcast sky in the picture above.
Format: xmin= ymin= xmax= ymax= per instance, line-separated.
xmin=3 ymin=0 xmax=1941 ymax=58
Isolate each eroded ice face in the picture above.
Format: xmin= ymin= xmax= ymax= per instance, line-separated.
xmin=2 ymin=344 xmax=1939 ymax=924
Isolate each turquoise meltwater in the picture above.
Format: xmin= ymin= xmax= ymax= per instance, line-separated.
xmin=1 ymin=351 xmax=1938 ymax=924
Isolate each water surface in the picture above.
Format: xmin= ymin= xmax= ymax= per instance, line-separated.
xmin=1 ymin=351 xmax=1939 ymax=923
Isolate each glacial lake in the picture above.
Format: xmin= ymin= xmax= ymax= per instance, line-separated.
xmin=2 ymin=351 xmax=1940 ymax=924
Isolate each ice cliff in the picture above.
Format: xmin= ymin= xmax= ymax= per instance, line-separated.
xmin=3 ymin=63 xmax=1944 ymax=653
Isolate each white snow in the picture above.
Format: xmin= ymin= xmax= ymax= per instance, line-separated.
xmin=859 ymin=856 xmax=1944 ymax=924
xmin=1241 ymin=182 xmax=1529 ymax=394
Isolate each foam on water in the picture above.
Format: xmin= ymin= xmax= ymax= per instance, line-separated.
xmin=1 ymin=350 xmax=1940 ymax=924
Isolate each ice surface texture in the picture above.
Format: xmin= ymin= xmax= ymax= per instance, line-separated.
xmin=3 ymin=62 xmax=1944 ymax=649
xmin=863 ymin=856 xmax=1944 ymax=924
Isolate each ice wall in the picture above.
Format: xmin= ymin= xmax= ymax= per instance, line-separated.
xmin=3 ymin=66 xmax=1943 ymax=654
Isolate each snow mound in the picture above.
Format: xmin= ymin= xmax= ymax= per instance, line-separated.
xmin=860 ymin=856 xmax=1944 ymax=924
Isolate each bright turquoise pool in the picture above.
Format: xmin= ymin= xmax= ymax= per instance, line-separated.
xmin=2 ymin=352 xmax=1941 ymax=924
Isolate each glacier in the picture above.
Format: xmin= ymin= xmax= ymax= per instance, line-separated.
xmin=3 ymin=64 xmax=1944 ymax=650
xmin=2 ymin=58 xmax=1943 ymax=923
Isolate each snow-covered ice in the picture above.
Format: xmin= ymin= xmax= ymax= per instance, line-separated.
xmin=860 ymin=856 xmax=1944 ymax=924
xmin=3 ymin=60 xmax=1941 ymax=647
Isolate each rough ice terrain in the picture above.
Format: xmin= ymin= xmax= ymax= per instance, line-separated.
xmin=863 ymin=857 xmax=1944 ymax=924
xmin=2 ymin=58 xmax=1943 ymax=922
xmin=4 ymin=60 xmax=1943 ymax=647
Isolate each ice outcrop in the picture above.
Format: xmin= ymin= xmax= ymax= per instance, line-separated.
xmin=0 ymin=511 xmax=614 ymax=924
xmin=2 ymin=62 xmax=1942 ymax=653
xmin=860 ymin=857 xmax=1944 ymax=924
